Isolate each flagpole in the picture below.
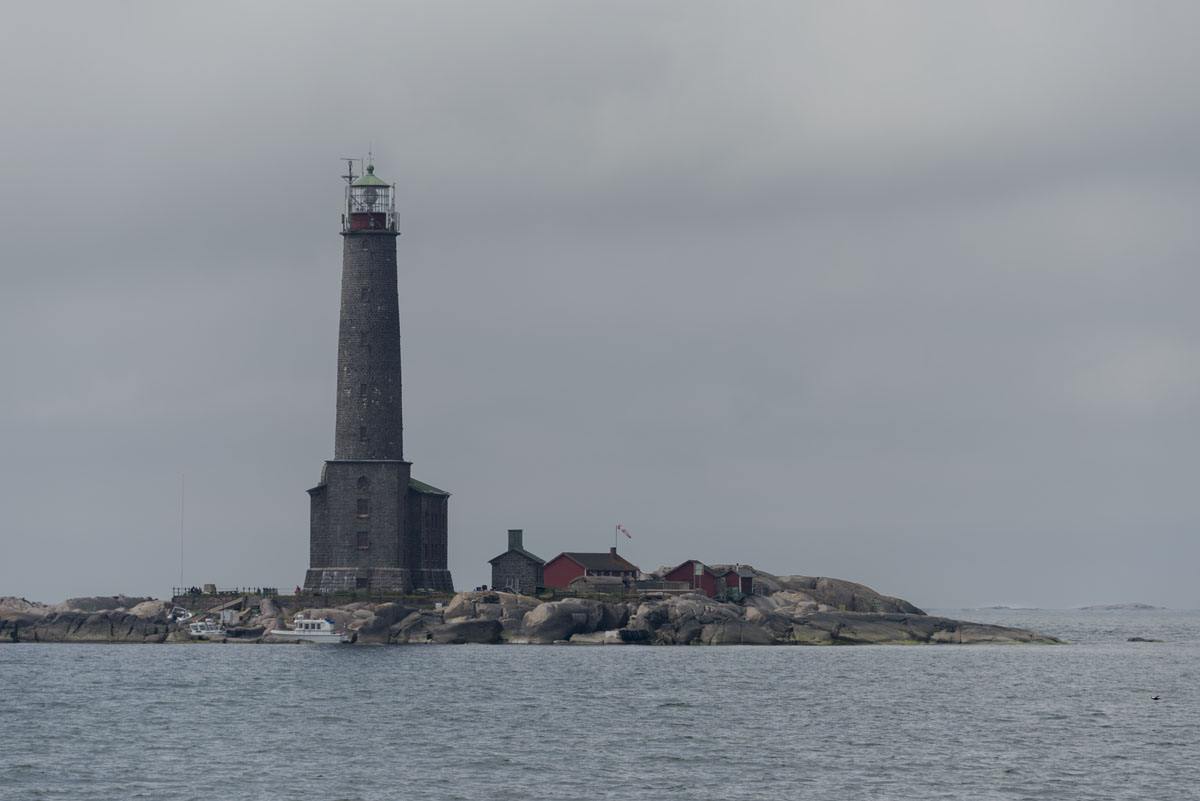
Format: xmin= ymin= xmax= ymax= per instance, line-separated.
xmin=178 ymin=473 xmax=185 ymax=593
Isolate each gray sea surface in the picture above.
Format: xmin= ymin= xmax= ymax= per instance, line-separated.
xmin=2 ymin=608 xmax=1198 ymax=800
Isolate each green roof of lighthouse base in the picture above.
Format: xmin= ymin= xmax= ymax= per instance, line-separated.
xmin=409 ymin=477 xmax=450 ymax=496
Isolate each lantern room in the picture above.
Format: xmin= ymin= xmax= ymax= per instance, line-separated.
xmin=343 ymin=164 xmax=396 ymax=232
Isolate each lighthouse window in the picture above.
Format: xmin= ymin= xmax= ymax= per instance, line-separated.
xmin=356 ymin=532 xmax=369 ymax=550
xmin=357 ymin=498 xmax=370 ymax=517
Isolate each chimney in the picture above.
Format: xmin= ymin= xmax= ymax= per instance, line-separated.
xmin=508 ymin=529 xmax=523 ymax=551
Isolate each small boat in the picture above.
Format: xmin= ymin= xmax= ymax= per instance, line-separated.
xmin=269 ymin=614 xmax=352 ymax=644
xmin=188 ymin=619 xmax=226 ymax=640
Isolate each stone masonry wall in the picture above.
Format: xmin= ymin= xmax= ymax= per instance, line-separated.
xmin=334 ymin=231 xmax=403 ymax=461
xmin=491 ymin=552 xmax=543 ymax=595
xmin=326 ymin=460 xmax=410 ymax=570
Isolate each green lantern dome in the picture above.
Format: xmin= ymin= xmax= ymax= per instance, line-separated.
xmin=352 ymin=164 xmax=389 ymax=187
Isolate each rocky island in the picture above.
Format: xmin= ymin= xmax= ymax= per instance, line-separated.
xmin=1 ymin=570 xmax=1058 ymax=645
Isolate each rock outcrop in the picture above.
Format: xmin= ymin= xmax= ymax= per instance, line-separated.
xmin=428 ymin=618 xmax=503 ymax=644
xmin=52 ymin=596 xmax=157 ymax=614
xmin=0 ymin=571 xmax=1059 ymax=645
xmin=351 ymin=602 xmax=418 ymax=644
xmin=9 ymin=610 xmax=170 ymax=643
xmin=747 ymin=575 xmax=924 ymax=614
xmin=431 ymin=588 xmax=1056 ymax=646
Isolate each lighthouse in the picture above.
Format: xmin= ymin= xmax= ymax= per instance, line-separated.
xmin=303 ymin=161 xmax=454 ymax=594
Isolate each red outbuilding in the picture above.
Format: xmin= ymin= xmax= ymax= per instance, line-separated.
xmin=662 ymin=560 xmax=722 ymax=597
xmin=721 ymin=567 xmax=755 ymax=595
xmin=661 ymin=561 xmax=755 ymax=598
xmin=543 ymin=548 xmax=639 ymax=589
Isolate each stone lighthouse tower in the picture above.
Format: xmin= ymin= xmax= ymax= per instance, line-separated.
xmin=303 ymin=161 xmax=454 ymax=594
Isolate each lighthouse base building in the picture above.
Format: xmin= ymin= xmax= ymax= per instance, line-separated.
xmin=305 ymin=465 xmax=453 ymax=594
xmin=303 ymin=162 xmax=453 ymax=595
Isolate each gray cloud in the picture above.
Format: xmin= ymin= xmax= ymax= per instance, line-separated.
xmin=2 ymin=1 xmax=1198 ymax=607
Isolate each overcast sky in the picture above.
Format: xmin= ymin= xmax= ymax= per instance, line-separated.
xmin=2 ymin=2 xmax=1198 ymax=608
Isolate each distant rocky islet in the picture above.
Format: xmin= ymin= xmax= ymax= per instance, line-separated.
xmin=0 ymin=570 xmax=1059 ymax=646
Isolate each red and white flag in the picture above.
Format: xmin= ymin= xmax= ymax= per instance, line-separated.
xmin=616 ymin=524 xmax=632 ymax=539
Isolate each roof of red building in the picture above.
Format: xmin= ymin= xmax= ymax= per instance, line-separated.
xmin=664 ymin=559 xmax=719 ymax=577
xmin=710 ymin=564 xmax=756 ymax=577
xmin=661 ymin=561 xmax=756 ymax=580
xmin=551 ymin=551 xmax=639 ymax=572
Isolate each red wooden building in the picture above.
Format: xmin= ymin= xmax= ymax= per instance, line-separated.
xmin=661 ymin=561 xmax=754 ymax=598
xmin=543 ymin=548 xmax=639 ymax=589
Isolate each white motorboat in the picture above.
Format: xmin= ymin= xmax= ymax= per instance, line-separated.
xmin=269 ymin=614 xmax=352 ymax=644
xmin=187 ymin=619 xmax=226 ymax=640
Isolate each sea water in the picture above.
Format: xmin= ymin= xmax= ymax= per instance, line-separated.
xmin=2 ymin=609 xmax=1198 ymax=800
